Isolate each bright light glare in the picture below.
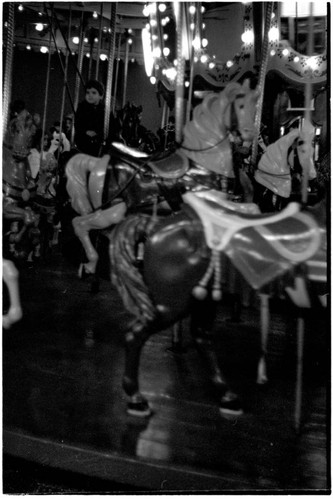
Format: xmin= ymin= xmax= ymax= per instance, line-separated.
xmin=142 ymin=27 xmax=154 ymax=77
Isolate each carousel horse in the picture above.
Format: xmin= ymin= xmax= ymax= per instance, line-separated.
xmin=3 ymin=259 xmax=23 ymax=329
xmin=106 ymin=188 xmax=324 ymax=417
xmin=66 ymin=80 xmax=325 ymax=417
xmin=3 ymin=109 xmax=41 ymax=260
xmin=254 ymin=119 xmax=317 ymax=212
xmin=115 ymin=102 xmax=160 ymax=153
xmin=33 ymin=151 xmax=60 ymax=256
xmin=33 ymin=131 xmax=71 ymax=255
xmin=66 ymin=79 xmax=259 ymax=278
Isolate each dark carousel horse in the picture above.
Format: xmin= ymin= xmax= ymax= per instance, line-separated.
xmin=66 ymin=79 xmax=259 ymax=277
xmin=108 ymin=190 xmax=324 ymax=416
xmin=65 ymin=80 xmax=325 ymax=417
xmin=3 ymin=109 xmax=41 ymax=261
xmin=115 ymin=102 xmax=159 ymax=154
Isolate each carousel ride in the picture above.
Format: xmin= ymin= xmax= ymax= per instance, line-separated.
xmin=2 ymin=1 xmax=329 ymax=492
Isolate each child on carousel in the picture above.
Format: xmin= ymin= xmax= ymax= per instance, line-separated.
xmin=74 ymin=79 xmax=105 ymax=157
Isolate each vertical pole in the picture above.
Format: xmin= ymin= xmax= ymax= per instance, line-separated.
xmin=301 ymin=3 xmax=314 ymax=206
xmin=174 ymin=1 xmax=186 ymax=144
xmin=251 ymin=2 xmax=273 ymax=168
xmin=87 ymin=38 xmax=94 ymax=80
xmin=95 ymin=3 xmax=103 ymax=80
xmin=112 ymin=34 xmax=121 ymax=114
xmin=295 ymin=314 xmax=305 ymax=432
xmin=104 ymin=2 xmax=117 ymax=144
xmin=40 ymin=25 xmax=53 ymax=168
xmin=164 ymin=105 xmax=170 ymax=150
xmin=73 ymin=11 xmax=85 ymax=117
xmin=122 ymin=40 xmax=130 ymax=108
xmin=2 ymin=2 xmax=15 ymax=137
xmin=58 ymin=6 xmax=72 ymax=150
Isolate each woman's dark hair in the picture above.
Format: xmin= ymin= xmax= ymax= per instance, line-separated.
xmin=85 ymin=79 xmax=105 ymax=97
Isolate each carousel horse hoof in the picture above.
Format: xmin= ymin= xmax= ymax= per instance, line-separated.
xmin=78 ymin=263 xmax=94 ymax=280
xmin=127 ymin=400 xmax=152 ymax=417
xmin=219 ymin=392 xmax=244 ymax=417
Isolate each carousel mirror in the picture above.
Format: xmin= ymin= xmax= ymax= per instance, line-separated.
xmin=279 ymin=1 xmax=327 ymax=56
xmin=201 ymin=3 xmax=246 ymax=63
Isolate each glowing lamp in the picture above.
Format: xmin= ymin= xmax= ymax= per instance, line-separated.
xmin=35 ymin=23 xmax=44 ymax=31
xmin=307 ymin=57 xmax=318 ymax=70
xmin=165 ymin=67 xmax=177 ymax=80
xmin=268 ymin=26 xmax=279 ymax=42
xmin=241 ymin=30 xmax=254 ymax=44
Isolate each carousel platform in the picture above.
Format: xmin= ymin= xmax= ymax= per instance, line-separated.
xmin=3 ymin=245 xmax=330 ymax=493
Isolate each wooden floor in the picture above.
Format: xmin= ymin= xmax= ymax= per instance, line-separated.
xmin=2 ymin=245 xmax=330 ymax=493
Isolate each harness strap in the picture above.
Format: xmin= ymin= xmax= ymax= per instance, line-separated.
xmin=157 ymin=180 xmax=183 ymax=213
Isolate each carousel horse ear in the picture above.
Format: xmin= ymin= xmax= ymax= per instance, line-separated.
xmin=222 ymin=82 xmax=242 ymax=103
xmin=241 ymin=78 xmax=251 ymax=91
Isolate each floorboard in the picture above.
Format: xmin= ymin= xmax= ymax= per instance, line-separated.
xmin=2 ymin=248 xmax=330 ymax=493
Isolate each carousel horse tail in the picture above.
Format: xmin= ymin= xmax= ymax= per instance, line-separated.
xmin=109 ymin=213 xmax=158 ymax=335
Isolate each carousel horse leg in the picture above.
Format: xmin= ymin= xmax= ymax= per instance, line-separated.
xmin=73 ymin=203 xmax=127 ymax=277
xmin=122 ymin=329 xmax=153 ymax=417
xmin=257 ymin=293 xmax=269 ymax=384
xmin=190 ymin=298 xmax=243 ymax=415
xmin=3 ymin=260 xmax=23 ymax=329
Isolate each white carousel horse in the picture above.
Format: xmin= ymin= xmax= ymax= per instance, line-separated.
xmin=65 ymin=79 xmax=259 ymax=277
xmin=254 ymin=119 xmax=316 ymax=209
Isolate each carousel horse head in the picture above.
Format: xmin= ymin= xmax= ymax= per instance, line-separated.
xmin=3 ymin=107 xmax=39 ymax=200
xmin=4 ymin=108 xmax=37 ymax=160
xmin=117 ymin=103 xmax=143 ymax=147
xmin=181 ymin=79 xmax=259 ymax=176
xmin=255 ymin=119 xmax=316 ymax=199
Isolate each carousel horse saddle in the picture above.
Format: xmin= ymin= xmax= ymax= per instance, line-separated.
xmin=183 ymin=189 xmax=321 ymax=261
xmin=111 ymin=142 xmax=189 ymax=179
xmin=148 ymin=150 xmax=189 ymax=179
